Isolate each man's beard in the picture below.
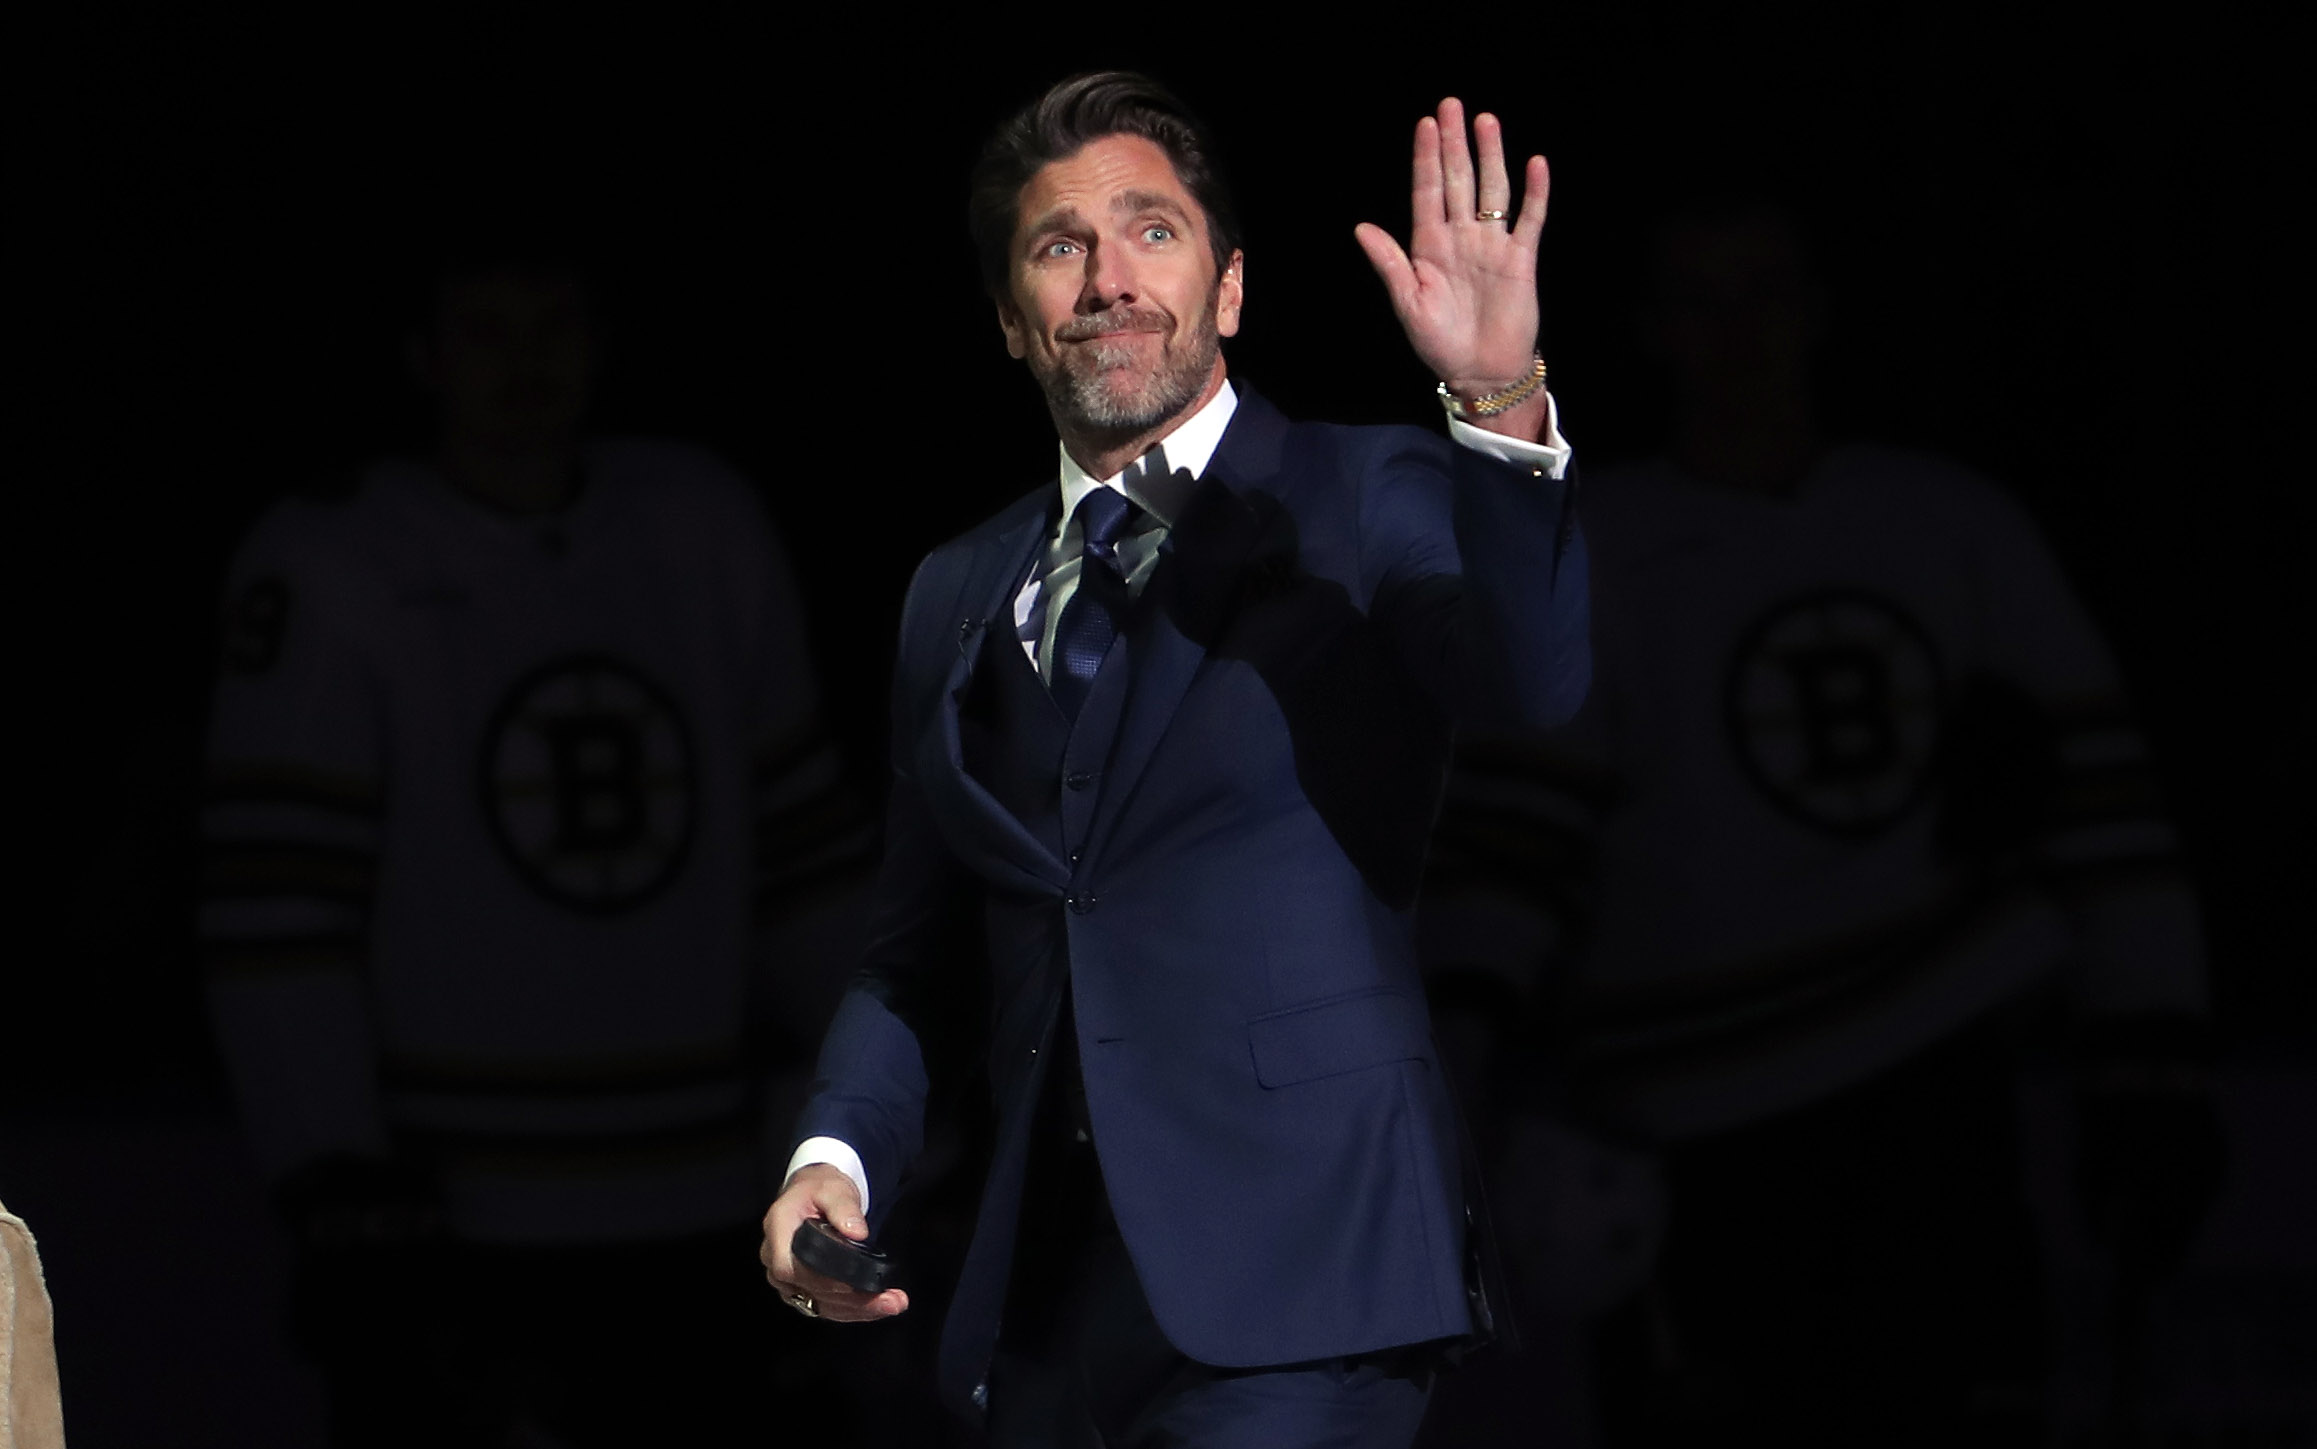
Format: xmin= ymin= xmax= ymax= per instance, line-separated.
xmin=1035 ymin=289 xmax=1222 ymax=438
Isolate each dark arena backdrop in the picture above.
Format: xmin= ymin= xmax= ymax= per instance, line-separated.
xmin=10 ymin=8 xmax=2308 ymax=1446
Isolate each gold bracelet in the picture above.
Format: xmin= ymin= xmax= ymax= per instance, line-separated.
xmin=1437 ymin=353 xmax=1548 ymax=419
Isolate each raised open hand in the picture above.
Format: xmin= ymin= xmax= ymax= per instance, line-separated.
xmin=1355 ymin=97 xmax=1549 ymax=399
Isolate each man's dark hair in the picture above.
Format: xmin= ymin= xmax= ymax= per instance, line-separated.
xmin=968 ymin=71 xmax=1241 ymax=302
xmin=389 ymin=199 xmax=602 ymax=345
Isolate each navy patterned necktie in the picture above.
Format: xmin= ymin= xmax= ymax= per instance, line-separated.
xmin=1048 ymin=487 xmax=1138 ymax=720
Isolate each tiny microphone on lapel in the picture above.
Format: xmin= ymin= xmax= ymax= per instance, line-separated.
xmin=957 ymin=618 xmax=981 ymax=658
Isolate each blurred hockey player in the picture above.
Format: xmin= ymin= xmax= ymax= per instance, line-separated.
xmin=1419 ymin=195 xmax=2223 ymax=1446
xmin=200 ymin=239 xmax=878 ymax=1447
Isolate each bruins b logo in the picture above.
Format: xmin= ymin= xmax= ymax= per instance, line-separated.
xmin=479 ymin=654 xmax=696 ymax=913
xmin=1722 ymin=589 xmax=1944 ymax=837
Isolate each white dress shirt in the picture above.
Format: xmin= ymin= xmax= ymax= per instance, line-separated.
xmin=790 ymin=380 xmax=1572 ymax=1215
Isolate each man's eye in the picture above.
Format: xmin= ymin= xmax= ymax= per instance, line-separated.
xmin=1042 ymin=240 xmax=1080 ymax=259
xmin=1143 ymin=225 xmax=1174 ymax=243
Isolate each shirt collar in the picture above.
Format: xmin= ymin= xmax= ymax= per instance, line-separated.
xmin=1055 ymin=379 xmax=1238 ymax=531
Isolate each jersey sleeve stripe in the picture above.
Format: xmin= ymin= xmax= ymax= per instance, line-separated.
xmin=201 ymin=842 xmax=377 ymax=902
xmin=202 ymin=935 xmax=366 ymax=979
xmin=205 ymin=763 xmax=384 ymax=816
xmin=390 ymin=1110 xmax=759 ymax=1175
xmin=378 ymin=1042 xmax=748 ymax=1096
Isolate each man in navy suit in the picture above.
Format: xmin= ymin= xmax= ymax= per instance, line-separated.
xmin=761 ymin=73 xmax=1587 ymax=1446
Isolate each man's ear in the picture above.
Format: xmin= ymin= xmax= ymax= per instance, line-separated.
xmin=1215 ymin=250 xmax=1245 ymax=339
xmin=995 ymin=296 xmax=1029 ymax=360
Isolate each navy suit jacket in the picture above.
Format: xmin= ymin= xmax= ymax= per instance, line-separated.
xmin=796 ymin=388 xmax=1588 ymax=1411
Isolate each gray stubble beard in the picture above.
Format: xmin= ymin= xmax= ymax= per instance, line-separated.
xmin=1039 ymin=288 xmax=1223 ymax=439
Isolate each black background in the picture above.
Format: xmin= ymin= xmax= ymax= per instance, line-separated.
xmin=16 ymin=8 xmax=2303 ymax=1094
xmin=6 ymin=8 xmax=2309 ymax=1444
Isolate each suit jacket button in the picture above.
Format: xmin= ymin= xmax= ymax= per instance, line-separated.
xmin=1065 ymin=771 xmax=1095 ymax=791
xmin=1066 ymin=893 xmax=1096 ymax=915
xmin=972 ymin=1379 xmax=988 ymax=1409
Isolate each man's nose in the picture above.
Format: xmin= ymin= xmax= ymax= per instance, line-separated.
xmin=1079 ymin=241 xmax=1138 ymax=309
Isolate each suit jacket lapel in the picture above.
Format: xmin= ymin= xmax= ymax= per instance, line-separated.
xmin=1082 ymin=388 xmax=1294 ymax=868
xmin=917 ymin=493 xmax=1073 ymax=893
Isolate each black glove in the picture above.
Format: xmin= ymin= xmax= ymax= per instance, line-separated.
xmin=273 ymin=1154 xmax=450 ymax=1359
xmin=2071 ymin=1015 xmax=2227 ymax=1288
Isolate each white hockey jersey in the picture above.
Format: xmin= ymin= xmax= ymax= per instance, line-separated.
xmin=1423 ymin=446 xmax=2209 ymax=1139
xmin=202 ymin=440 xmax=875 ymax=1241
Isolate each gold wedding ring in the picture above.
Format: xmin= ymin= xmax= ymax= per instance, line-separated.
xmin=788 ymin=1291 xmax=819 ymax=1318
xmin=1474 ymin=209 xmax=1508 ymax=222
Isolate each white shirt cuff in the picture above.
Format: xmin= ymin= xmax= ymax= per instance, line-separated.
xmin=785 ymin=1137 xmax=872 ymax=1218
xmin=1445 ymin=391 xmax=1572 ymax=479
